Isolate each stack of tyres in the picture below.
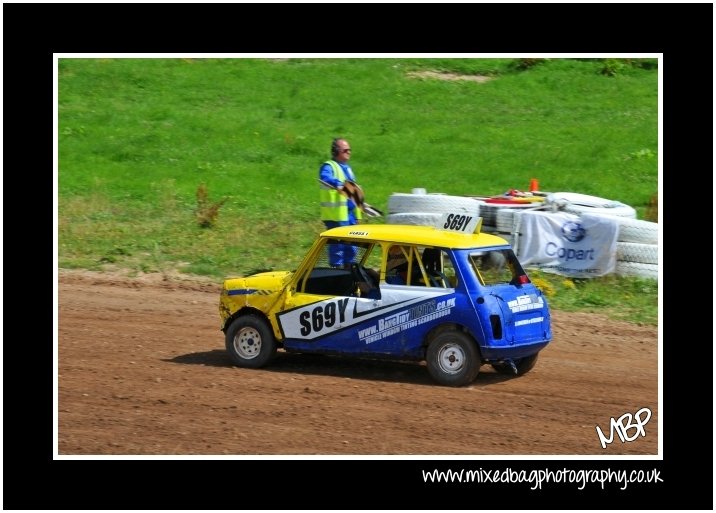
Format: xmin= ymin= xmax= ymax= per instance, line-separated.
xmin=386 ymin=191 xmax=481 ymax=227
xmin=386 ymin=189 xmax=657 ymax=280
xmin=613 ymin=218 xmax=659 ymax=280
xmin=545 ymin=193 xmax=658 ymax=280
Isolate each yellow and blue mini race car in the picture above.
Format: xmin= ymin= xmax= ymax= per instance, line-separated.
xmin=219 ymin=215 xmax=552 ymax=386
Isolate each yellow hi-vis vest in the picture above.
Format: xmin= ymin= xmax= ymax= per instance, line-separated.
xmin=319 ymin=160 xmax=362 ymax=222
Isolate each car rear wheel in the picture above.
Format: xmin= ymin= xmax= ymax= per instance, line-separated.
xmin=426 ymin=331 xmax=480 ymax=387
xmin=491 ymin=353 xmax=539 ymax=375
xmin=225 ymin=315 xmax=277 ymax=368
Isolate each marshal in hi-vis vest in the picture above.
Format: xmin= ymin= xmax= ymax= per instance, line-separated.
xmin=319 ymin=160 xmax=362 ymax=222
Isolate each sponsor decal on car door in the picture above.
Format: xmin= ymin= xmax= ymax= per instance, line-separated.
xmin=279 ymin=288 xmax=453 ymax=353
xmin=492 ymin=286 xmax=549 ymax=343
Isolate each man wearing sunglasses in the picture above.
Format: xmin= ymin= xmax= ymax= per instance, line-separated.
xmin=319 ymin=137 xmax=364 ymax=267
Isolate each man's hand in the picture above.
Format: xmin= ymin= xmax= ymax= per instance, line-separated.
xmin=318 ymin=178 xmax=382 ymax=217
xmin=342 ymin=181 xmax=365 ymax=208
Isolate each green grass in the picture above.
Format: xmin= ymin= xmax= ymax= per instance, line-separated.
xmin=528 ymin=271 xmax=658 ymax=325
xmin=58 ymin=57 xmax=658 ymax=324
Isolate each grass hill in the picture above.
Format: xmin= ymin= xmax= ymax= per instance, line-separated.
xmin=58 ymin=57 xmax=658 ymax=324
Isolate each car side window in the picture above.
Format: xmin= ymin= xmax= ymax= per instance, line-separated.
xmin=298 ymin=238 xmax=378 ymax=297
xmin=382 ymin=245 xmax=455 ymax=288
xmin=418 ymin=247 xmax=456 ymax=288
xmin=429 ymin=248 xmax=457 ymax=288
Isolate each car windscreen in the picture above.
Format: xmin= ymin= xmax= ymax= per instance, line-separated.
xmin=468 ymin=248 xmax=529 ymax=286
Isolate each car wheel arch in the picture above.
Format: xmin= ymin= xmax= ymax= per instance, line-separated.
xmin=423 ymin=323 xmax=481 ymax=356
xmin=224 ymin=307 xmax=272 ymax=334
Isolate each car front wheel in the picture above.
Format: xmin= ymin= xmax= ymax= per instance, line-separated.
xmin=426 ymin=331 xmax=480 ymax=387
xmin=225 ymin=315 xmax=277 ymax=368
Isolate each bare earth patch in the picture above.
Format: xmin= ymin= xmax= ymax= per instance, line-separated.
xmin=57 ymin=269 xmax=657 ymax=456
xmin=406 ymin=70 xmax=493 ymax=83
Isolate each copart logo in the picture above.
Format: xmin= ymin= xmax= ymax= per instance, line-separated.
xmin=561 ymin=221 xmax=586 ymax=243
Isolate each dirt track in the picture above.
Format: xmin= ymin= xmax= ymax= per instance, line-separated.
xmin=58 ymin=269 xmax=658 ymax=456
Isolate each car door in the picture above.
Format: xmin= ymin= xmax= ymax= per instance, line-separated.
xmin=278 ymin=237 xmax=384 ymax=354
xmin=279 ymin=242 xmax=457 ymax=358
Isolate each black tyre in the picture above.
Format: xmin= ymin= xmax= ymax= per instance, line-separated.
xmin=225 ymin=315 xmax=277 ymax=368
xmin=491 ymin=353 xmax=539 ymax=375
xmin=426 ymin=331 xmax=481 ymax=387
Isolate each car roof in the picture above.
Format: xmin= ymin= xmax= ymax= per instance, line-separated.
xmin=321 ymin=224 xmax=509 ymax=249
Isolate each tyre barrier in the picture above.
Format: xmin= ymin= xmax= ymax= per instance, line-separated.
xmin=386 ymin=212 xmax=443 ymax=226
xmin=616 ymin=242 xmax=658 ymax=265
xmin=495 ymin=208 xmax=534 ymax=234
xmin=387 ymin=190 xmax=657 ymax=280
xmin=546 ymin=192 xmax=637 ymax=219
xmin=615 ymin=261 xmax=658 ymax=280
xmin=386 ymin=210 xmax=520 ymax=247
xmin=388 ymin=193 xmax=481 ymax=215
xmin=483 ymin=196 xmax=544 ymax=204
xmin=495 ymin=208 xmax=514 ymax=233
xmin=477 ymin=201 xmax=536 ymax=229
xmin=614 ymin=217 xmax=658 ymax=244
